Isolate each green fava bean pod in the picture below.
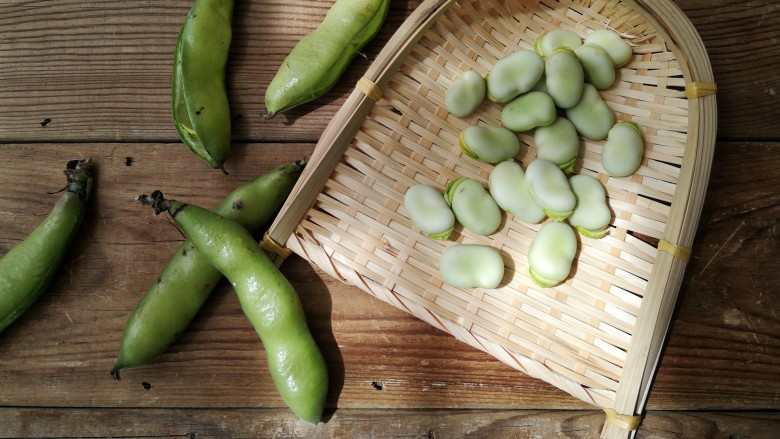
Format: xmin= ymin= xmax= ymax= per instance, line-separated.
xmin=264 ymin=0 xmax=391 ymax=118
xmin=444 ymin=178 xmax=502 ymax=236
xmin=568 ymin=174 xmax=612 ymax=238
xmin=0 ymin=160 xmax=93 ymax=334
xmin=439 ymin=244 xmax=504 ymax=289
xmin=501 ymin=91 xmax=557 ymax=133
xmin=526 ymin=159 xmax=576 ymax=221
xmin=173 ymin=0 xmax=234 ymax=172
xmin=139 ymin=192 xmax=328 ymax=424
xmin=486 ymin=49 xmax=544 ymax=103
xmin=602 ymin=121 xmax=644 ymax=177
xmin=533 ymin=117 xmax=581 ymax=173
xmin=445 ymin=70 xmax=486 ymax=117
xmin=534 ymin=29 xmax=583 ymax=57
xmin=404 ymin=184 xmax=455 ymax=240
xmin=565 ymin=83 xmax=615 ymax=141
xmin=488 ymin=160 xmax=546 ymax=224
xmin=575 ymin=43 xmax=616 ymax=90
xmin=544 ymin=47 xmax=585 ymax=109
xmin=112 ymin=160 xmax=306 ymax=378
xmin=585 ymin=29 xmax=633 ymax=68
xmin=459 ymin=125 xmax=521 ymax=164
xmin=528 ymin=221 xmax=577 ymax=288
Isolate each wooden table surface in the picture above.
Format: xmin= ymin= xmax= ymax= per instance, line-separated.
xmin=1 ymin=1 xmax=778 ymax=438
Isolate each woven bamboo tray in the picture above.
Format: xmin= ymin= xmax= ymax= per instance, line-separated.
xmin=265 ymin=0 xmax=716 ymax=437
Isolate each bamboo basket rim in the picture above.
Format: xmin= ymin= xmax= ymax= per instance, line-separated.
xmin=267 ymin=1 xmax=717 ymax=437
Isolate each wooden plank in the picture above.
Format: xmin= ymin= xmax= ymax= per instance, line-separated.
xmin=1 ymin=407 xmax=779 ymax=439
xmin=0 ymin=142 xmax=777 ymax=411
xmin=1 ymin=0 xmax=778 ymax=143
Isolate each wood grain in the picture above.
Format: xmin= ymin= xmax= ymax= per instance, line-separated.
xmin=1 ymin=0 xmax=779 ymax=436
xmin=1 ymin=407 xmax=779 ymax=439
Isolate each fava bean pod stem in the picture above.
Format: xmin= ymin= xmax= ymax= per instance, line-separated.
xmin=0 ymin=159 xmax=93 ymax=334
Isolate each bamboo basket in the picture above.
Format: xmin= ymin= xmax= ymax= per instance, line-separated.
xmin=265 ymin=0 xmax=717 ymax=437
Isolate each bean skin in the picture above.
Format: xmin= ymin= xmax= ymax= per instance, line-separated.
xmin=138 ymin=192 xmax=328 ymax=424
xmin=173 ymin=0 xmax=234 ymax=172
xmin=0 ymin=160 xmax=93 ymax=333
xmin=112 ymin=160 xmax=306 ymax=378
xmin=264 ymin=0 xmax=390 ymax=118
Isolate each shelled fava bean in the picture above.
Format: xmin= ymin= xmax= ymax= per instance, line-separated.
xmin=459 ymin=125 xmax=521 ymax=164
xmin=404 ymin=184 xmax=456 ymax=240
xmin=444 ymin=178 xmax=502 ymax=236
xmin=568 ymin=174 xmax=611 ymax=238
xmin=528 ymin=221 xmax=578 ymax=288
xmin=489 ymin=160 xmax=546 ymax=224
xmin=486 ymin=49 xmax=544 ymax=103
xmin=439 ymin=244 xmax=505 ymax=289
xmin=416 ymin=27 xmax=646 ymax=290
xmin=525 ymin=159 xmax=576 ymax=221
xmin=533 ymin=117 xmax=580 ymax=173
xmin=602 ymin=121 xmax=644 ymax=177
xmin=445 ymin=70 xmax=486 ymax=117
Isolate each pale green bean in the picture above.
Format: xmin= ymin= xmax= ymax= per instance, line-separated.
xmin=534 ymin=29 xmax=582 ymax=57
xmin=575 ymin=43 xmax=616 ymax=90
xmin=501 ymin=91 xmax=557 ymax=133
xmin=568 ymin=174 xmax=611 ymax=238
xmin=525 ymin=159 xmax=576 ymax=221
xmin=444 ymin=178 xmax=502 ymax=235
xmin=459 ymin=125 xmax=521 ymax=164
xmin=445 ymin=70 xmax=486 ymax=117
xmin=544 ymin=47 xmax=584 ymax=109
xmin=528 ymin=221 xmax=577 ymax=288
xmin=565 ymin=83 xmax=615 ymax=141
xmin=602 ymin=121 xmax=644 ymax=177
xmin=404 ymin=184 xmax=456 ymax=240
xmin=533 ymin=117 xmax=580 ymax=173
xmin=488 ymin=160 xmax=546 ymax=224
xmin=584 ymin=29 xmax=633 ymax=68
xmin=486 ymin=50 xmax=544 ymax=103
xmin=439 ymin=244 xmax=504 ymax=289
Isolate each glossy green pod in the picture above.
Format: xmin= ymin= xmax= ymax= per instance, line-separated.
xmin=0 ymin=160 xmax=93 ymax=333
xmin=173 ymin=0 xmax=234 ymax=171
xmin=139 ymin=192 xmax=328 ymax=424
xmin=459 ymin=125 xmax=521 ymax=164
xmin=445 ymin=70 xmax=486 ymax=117
xmin=264 ymin=0 xmax=390 ymax=118
xmin=565 ymin=83 xmax=615 ymax=141
xmin=501 ymin=91 xmax=557 ymax=133
xmin=486 ymin=49 xmax=545 ymax=103
xmin=112 ymin=160 xmax=306 ymax=378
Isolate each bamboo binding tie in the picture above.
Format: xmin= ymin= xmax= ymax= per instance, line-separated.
xmin=684 ymin=81 xmax=717 ymax=99
xmin=658 ymin=239 xmax=692 ymax=262
xmin=261 ymin=231 xmax=292 ymax=260
xmin=356 ymin=77 xmax=382 ymax=102
xmin=603 ymin=408 xmax=643 ymax=431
